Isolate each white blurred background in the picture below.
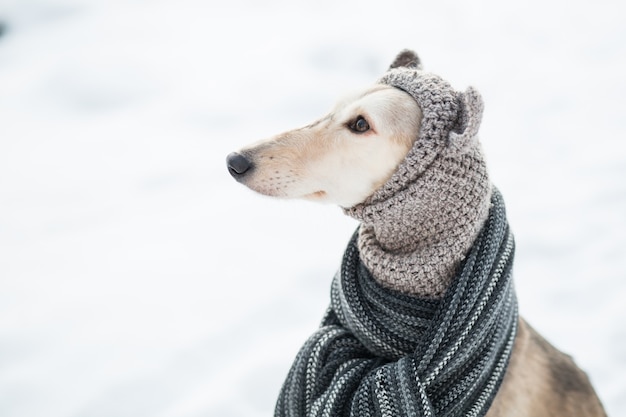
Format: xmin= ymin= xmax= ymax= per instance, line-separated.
xmin=0 ymin=0 xmax=624 ymax=416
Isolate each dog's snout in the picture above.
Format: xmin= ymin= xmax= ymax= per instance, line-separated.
xmin=226 ymin=152 xmax=252 ymax=178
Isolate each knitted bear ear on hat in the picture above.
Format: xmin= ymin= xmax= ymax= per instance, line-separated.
xmin=388 ymin=49 xmax=423 ymax=70
xmin=449 ymin=86 xmax=484 ymax=153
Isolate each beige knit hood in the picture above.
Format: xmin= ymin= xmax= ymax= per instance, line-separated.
xmin=344 ymin=50 xmax=492 ymax=298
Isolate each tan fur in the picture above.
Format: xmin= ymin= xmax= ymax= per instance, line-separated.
xmin=488 ymin=319 xmax=606 ymax=417
xmin=230 ymin=82 xmax=607 ymax=416
xmin=233 ymin=85 xmax=421 ymax=208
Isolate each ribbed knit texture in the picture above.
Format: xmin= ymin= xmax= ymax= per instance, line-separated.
xmin=344 ymin=67 xmax=491 ymax=298
xmin=275 ymin=190 xmax=518 ymax=417
xmin=275 ymin=52 xmax=518 ymax=416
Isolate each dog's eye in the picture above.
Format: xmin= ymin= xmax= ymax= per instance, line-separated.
xmin=349 ymin=116 xmax=370 ymax=133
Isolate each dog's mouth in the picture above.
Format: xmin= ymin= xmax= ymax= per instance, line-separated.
xmin=303 ymin=190 xmax=327 ymax=200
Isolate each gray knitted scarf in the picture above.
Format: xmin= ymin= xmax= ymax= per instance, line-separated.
xmin=275 ymin=190 xmax=517 ymax=417
xmin=274 ymin=51 xmax=519 ymax=417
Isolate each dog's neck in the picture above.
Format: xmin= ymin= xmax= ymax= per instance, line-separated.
xmin=344 ymin=145 xmax=492 ymax=298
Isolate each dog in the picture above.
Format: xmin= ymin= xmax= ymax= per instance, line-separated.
xmin=226 ymin=51 xmax=607 ymax=417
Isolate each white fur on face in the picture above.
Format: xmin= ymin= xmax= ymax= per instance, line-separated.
xmin=233 ymin=85 xmax=422 ymax=208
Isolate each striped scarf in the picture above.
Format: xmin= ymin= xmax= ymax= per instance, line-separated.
xmin=275 ymin=189 xmax=518 ymax=417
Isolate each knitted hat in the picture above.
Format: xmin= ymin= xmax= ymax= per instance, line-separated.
xmin=344 ymin=50 xmax=492 ymax=298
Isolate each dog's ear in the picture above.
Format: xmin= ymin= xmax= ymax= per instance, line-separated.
xmin=449 ymin=87 xmax=484 ymax=152
xmin=389 ymin=49 xmax=422 ymax=70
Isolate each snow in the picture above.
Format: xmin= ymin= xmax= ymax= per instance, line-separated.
xmin=0 ymin=0 xmax=625 ymax=415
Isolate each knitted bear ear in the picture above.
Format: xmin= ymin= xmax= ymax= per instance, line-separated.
xmin=449 ymin=87 xmax=484 ymax=152
xmin=388 ymin=49 xmax=423 ymax=70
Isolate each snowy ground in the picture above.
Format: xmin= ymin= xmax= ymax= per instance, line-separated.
xmin=1 ymin=0 xmax=625 ymax=416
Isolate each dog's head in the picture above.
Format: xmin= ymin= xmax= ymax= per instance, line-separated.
xmin=226 ymin=82 xmax=421 ymax=208
xmin=227 ymin=50 xmax=484 ymax=209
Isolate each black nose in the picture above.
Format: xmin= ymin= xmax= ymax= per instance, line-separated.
xmin=226 ymin=152 xmax=252 ymax=178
